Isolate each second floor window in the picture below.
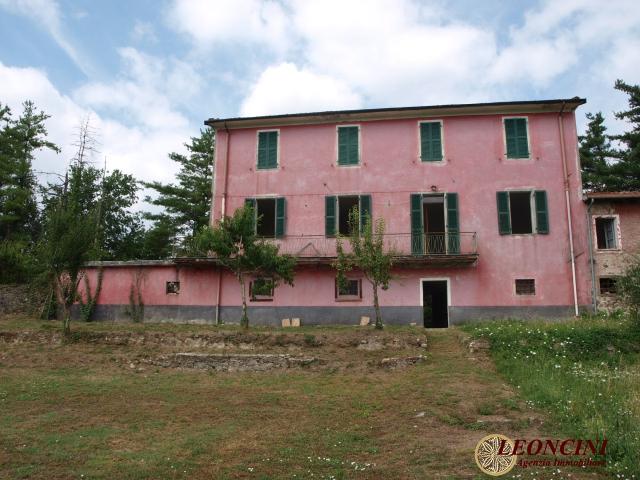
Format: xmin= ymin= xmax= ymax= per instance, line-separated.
xmin=497 ymin=190 xmax=548 ymax=235
xmin=337 ymin=126 xmax=359 ymax=165
xmin=420 ymin=121 xmax=443 ymax=162
xmin=325 ymin=194 xmax=371 ymax=236
xmin=595 ymin=217 xmax=617 ymax=249
xmin=245 ymin=197 xmax=286 ymax=238
xmin=504 ymin=117 xmax=529 ymax=159
xmin=257 ymin=130 xmax=278 ymax=169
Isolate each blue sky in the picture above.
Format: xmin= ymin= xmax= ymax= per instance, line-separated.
xmin=0 ymin=0 xmax=638 ymax=200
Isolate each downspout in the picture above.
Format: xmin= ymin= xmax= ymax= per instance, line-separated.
xmin=586 ymin=198 xmax=597 ymax=312
xmin=558 ymin=102 xmax=580 ymax=316
xmin=214 ymin=122 xmax=231 ymax=325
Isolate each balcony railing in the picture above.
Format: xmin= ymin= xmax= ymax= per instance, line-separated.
xmin=269 ymin=232 xmax=477 ymax=259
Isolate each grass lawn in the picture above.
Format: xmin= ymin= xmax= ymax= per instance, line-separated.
xmin=0 ymin=316 xmax=621 ymax=479
xmin=464 ymin=314 xmax=640 ymax=479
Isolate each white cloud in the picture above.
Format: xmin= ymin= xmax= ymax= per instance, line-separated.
xmin=0 ymin=61 xmax=191 ymax=201
xmin=229 ymin=0 xmax=640 ymax=119
xmin=0 ymin=0 xmax=93 ymax=76
xmin=240 ymin=63 xmax=362 ymax=116
xmin=167 ymin=0 xmax=291 ymax=53
xmin=132 ymin=20 xmax=158 ymax=43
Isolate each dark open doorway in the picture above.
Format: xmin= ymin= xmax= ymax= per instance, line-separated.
xmin=423 ymin=195 xmax=445 ymax=253
xmin=422 ymin=280 xmax=448 ymax=328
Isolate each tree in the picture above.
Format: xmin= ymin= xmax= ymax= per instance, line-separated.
xmin=609 ymin=79 xmax=640 ymax=191
xmin=191 ymin=205 xmax=295 ymax=328
xmin=143 ymin=128 xmax=215 ymax=249
xmin=0 ymin=101 xmax=59 ymax=242
xmin=579 ymin=112 xmax=616 ymax=191
xmin=335 ymin=209 xmax=395 ymax=330
xmin=37 ymin=195 xmax=99 ymax=335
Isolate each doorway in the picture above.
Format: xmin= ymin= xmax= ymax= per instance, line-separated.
xmin=423 ymin=195 xmax=445 ymax=253
xmin=422 ymin=280 xmax=449 ymax=328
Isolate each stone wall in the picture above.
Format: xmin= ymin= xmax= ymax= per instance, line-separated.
xmin=0 ymin=284 xmax=46 ymax=317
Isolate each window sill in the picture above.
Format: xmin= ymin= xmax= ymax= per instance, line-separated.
xmin=256 ymin=166 xmax=279 ymax=171
xmin=335 ymin=297 xmax=362 ymax=302
xmin=250 ymin=298 xmax=273 ymax=302
xmin=596 ymin=248 xmax=621 ymax=252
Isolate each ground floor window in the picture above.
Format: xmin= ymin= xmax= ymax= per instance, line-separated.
xmin=250 ymin=277 xmax=274 ymax=301
xmin=599 ymin=277 xmax=618 ymax=295
xmin=166 ymin=281 xmax=180 ymax=294
xmin=335 ymin=278 xmax=362 ymax=301
xmin=515 ymin=278 xmax=535 ymax=295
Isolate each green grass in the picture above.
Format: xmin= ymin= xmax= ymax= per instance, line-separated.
xmin=463 ymin=314 xmax=640 ymax=478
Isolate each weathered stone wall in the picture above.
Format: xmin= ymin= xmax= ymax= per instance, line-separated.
xmin=0 ymin=284 xmax=46 ymax=316
xmin=590 ymin=199 xmax=640 ymax=311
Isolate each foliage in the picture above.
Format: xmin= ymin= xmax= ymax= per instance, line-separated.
xmin=125 ymin=271 xmax=145 ymax=323
xmin=465 ymin=316 xmax=640 ymax=476
xmin=578 ymin=112 xmax=616 ymax=191
xmin=143 ymin=128 xmax=214 ymax=248
xmin=0 ymin=101 xmax=60 ymax=243
xmin=335 ymin=209 xmax=394 ymax=330
xmin=618 ymin=254 xmax=640 ymax=323
xmin=608 ymin=79 xmax=640 ymax=191
xmin=37 ymin=197 xmax=99 ymax=335
xmin=191 ymin=204 xmax=295 ymax=328
xmin=579 ymin=79 xmax=640 ymax=192
xmin=77 ymin=268 xmax=103 ymax=322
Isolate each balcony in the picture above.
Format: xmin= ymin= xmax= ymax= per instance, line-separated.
xmin=271 ymin=232 xmax=478 ymax=267
xmin=175 ymin=232 xmax=478 ymax=268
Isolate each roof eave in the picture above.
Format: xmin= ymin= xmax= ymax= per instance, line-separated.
xmin=205 ymin=98 xmax=586 ymax=130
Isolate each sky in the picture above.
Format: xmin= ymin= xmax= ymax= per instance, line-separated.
xmin=0 ymin=0 xmax=639 ymax=206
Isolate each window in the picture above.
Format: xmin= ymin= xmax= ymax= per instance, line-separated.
xmin=595 ymin=217 xmax=617 ymax=249
xmin=245 ymin=197 xmax=286 ymax=238
xmin=257 ymin=130 xmax=278 ymax=169
xmin=496 ymin=190 xmax=548 ymax=235
xmin=325 ymin=195 xmax=371 ymax=236
xmin=599 ymin=277 xmax=618 ymax=295
xmin=504 ymin=117 xmax=529 ymax=159
xmin=337 ymin=126 xmax=359 ymax=165
xmin=166 ymin=281 xmax=180 ymax=294
xmin=420 ymin=121 xmax=443 ymax=161
xmin=515 ymin=279 xmax=535 ymax=295
xmin=335 ymin=278 xmax=362 ymax=300
xmin=250 ymin=277 xmax=274 ymax=301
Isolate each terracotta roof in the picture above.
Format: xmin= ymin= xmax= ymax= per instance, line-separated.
xmin=206 ymin=97 xmax=586 ymax=129
xmin=585 ymin=191 xmax=640 ymax=200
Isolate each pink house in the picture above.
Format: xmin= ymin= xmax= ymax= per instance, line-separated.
xmin=82 ymin=98 xmax=593 ymax=327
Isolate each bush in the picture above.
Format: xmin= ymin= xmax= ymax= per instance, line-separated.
xmin=619 ymin=254 xmax=640 ymax=322
xmin=0 ymin=240 xmax=33 ymax=283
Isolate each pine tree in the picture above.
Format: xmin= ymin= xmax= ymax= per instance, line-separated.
xmin=609 ymin=79 xmax=640 ymax=191
xmin=143 ymin=128 xmax=215 ymax=249
xmin=578 ymin=112 xmax=616 ymax=192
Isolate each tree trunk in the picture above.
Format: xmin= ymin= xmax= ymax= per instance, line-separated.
xmin=239 ymin=275 xmax=249 ymax=329
xmin=53 ymin=276 xmax=72 ymax=337
xmin=373 ymin=282 xmax=383 ymax=330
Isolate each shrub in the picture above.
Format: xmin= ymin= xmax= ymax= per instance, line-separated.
xmin=618 ymin=254 xmax=640 ymax=323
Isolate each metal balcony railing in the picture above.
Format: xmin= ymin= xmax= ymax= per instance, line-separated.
xmin=266 ymin=232 xmax=477 ymax=258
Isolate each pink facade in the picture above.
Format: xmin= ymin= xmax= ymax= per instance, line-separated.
xmin=82 ymin=99 xmax=593 ymax=326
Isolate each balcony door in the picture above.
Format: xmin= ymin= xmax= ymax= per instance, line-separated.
xmin=423 ymin=195 xmax=446 ymax=254
xmin=411 ymin=193 xmax=459 ymax=255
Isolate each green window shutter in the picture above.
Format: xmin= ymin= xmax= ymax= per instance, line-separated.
xmin=505 ymin=118 xmax=529 ymax=158
xmin=338 ymin=126 xmax=359 ymax=165
xmin=325 ymin=196 xmax=337 ymax=237
xmin=410 ymin=194 xmax=424 ymax=254
xmin=359 ymin=194 xmax=372 ymax=231
xmin=420 ymin=122 xmax=443 ymax=161
xmin=496 ymin=192 xmax=511 ymax=235
xmin=245 ymin=198 xmax=257 ymax=231
xmin=275 ymin=197 xmax=286 ymax=238
xmin=446 ymin=193 xmax=460 ymax=254
xmin=257 ymin=131 xmax=278 ymax=169
xmin=534 ymin=191 xmax=549 ymax=234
